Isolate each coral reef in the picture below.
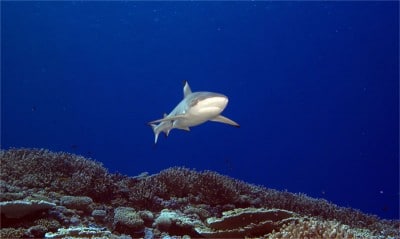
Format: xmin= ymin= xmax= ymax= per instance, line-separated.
xmin=0 ymin=148 xmax=399 ymax=238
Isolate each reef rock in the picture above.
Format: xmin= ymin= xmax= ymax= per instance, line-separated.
xmin=195 ymin=208 xmax=296 ymax=238
xmin=0 ymin=200 xmax=56 ymax=219
xmin=113 ymin=207 xmax=145 ymax=236
xmin=92 ymin=209 xmax=107 ymax=222
xmin=60 ymin=195 xmax=93 ymax=212
xmin=45 ymin=226 xmax=112 ymax=238
xmin=153 ymin=209 xmax=203 ymax=236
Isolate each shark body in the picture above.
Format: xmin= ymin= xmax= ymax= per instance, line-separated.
xmin=148 ymin=81 xmax=239 ymax=143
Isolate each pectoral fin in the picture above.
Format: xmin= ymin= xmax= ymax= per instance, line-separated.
xmin=210 ymin=115 xmax=240 ymax=127
xmin=148 ymin=115 xmax=186 ymax=125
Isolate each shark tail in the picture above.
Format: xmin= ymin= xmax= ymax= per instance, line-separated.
xmin=149 ymin=114 xmax=173 ymax=144
xmin=150 ymin=124 xmax=160 ymax=144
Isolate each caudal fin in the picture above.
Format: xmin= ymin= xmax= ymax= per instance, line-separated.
xmin=150 ymin=124 xmax=160 ymax=144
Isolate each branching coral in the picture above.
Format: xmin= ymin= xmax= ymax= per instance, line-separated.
xmin=267 ymin=217 xmax=376 ymax=239
xmin=151 ymin=167 xmax=255 ymax=206
xmin=0 ymin=148 xmax=114 ymax=202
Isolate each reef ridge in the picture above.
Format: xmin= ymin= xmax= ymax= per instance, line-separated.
xmin=1 ymin=148 xmax=398 ymax=238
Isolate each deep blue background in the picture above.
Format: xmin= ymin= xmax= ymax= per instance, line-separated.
xmin=2 ymin=2 xmax=398 ymax=219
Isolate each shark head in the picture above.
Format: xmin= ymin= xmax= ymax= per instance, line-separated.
xmin=187 ymin=92 xmax=228 ymax=117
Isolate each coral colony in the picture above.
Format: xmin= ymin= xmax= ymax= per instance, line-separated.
xmin=1 ymin=148 xmax=399 ymax=238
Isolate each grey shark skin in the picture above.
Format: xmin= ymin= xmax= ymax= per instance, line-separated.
xmin=148 ymin=81 xmax=239 ymax=143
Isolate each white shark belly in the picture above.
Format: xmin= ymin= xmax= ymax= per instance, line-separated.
xmin=174 ymin=118 xmax=206 ymax=128
xmin=173 ymin=111 xmax=219 ymax=129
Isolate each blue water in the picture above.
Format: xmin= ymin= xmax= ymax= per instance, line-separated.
xmin=2 ymin=2 xmax=398 ymax=219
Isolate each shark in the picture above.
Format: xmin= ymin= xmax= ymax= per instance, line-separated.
xmin=148 ymin=81 xmax=239 ymax=143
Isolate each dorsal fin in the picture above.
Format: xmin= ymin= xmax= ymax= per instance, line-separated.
xmin=183 ymin=80 xmax=192 ymax=98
